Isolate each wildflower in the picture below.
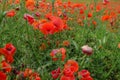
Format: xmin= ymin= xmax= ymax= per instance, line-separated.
xmin=64 ymin=60 xmax=79 ymax=73
xmin=0 ymin=43 xmax=16 ymax=63
xmin=25 ymin=0 xmax=35 ymax=11
xmin=103 ymin=0 xmax=109 ymax=5
xmin=24 ymin=14 xmax=35 ymax=24
xmin=63 ymin=66 xmax=75 ymax=77
xmin=35 ymin=12 xmax=41 ymax=17
xmin=88 ymin=13 xmax=92 ymax=18
xmin=60 ymin=75 xmax=75 ymax=80
xmin=0 ymin=71 xmax=7 ymax=80
xmin=102 ymin=15 xmax=110 ymax=21
xmin=40 ymin=22 xmax=55 ymax=35
xmin=92 ymin=21 xmax=97 ymax=26
xmin=51 ymin=68 xmax=61 ymax=79
xmin=45 ymin=14 xmax=64 ymax=32
xmin=63 ymin=40 xmax=70 ymax=47
xmin=80 ymin=9 xmax=84 ymax=14
xmin=78 ymin=70 xmax=93 ymax=80
xmin=14 ymin=0 xmax=20 ymax=4
xmin=78 ymin=70 xmax=90 ymax=78
xmin=23 ymin=68 xmax=33 ymax=77
xmin=81 ymin=45 xmax=93 ymax=56
xmin=2 ymin=61 xmax=12 ymax=72
xmin=6 ymin=10 xmax=16 ymax=17
xmin=4 ymin=43 xmax=16 ymax=56
xmin=50 ymin=48 xmax=66 ymax=61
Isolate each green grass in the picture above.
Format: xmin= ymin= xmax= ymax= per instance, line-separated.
xmin=0 ymin=0 xmax=120 ymax=80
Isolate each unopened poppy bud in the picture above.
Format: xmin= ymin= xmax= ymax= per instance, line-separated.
xmin=81 ymin=45 xmax=93 ymax=55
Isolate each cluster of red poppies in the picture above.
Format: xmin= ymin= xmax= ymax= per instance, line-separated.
xmin=15 ymin=68 xmax=41 ymax=80
xmin=0 ymin=44 xmax=41 ymax=80
xmin=0 ymin=43 xmax=16 ymax=80
xmin=24 ymin=13 xmax=68 ymax=35
xmin=50 ymin=45 xmax=93 ymax=80
xmin=51 ymin=60 xmax=93 ymax=80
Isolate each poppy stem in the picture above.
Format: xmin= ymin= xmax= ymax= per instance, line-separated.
xmin=52 ymin=0 xmax=55 ymax=13
xmin=80 ymin=55 xmax=87 ymax=67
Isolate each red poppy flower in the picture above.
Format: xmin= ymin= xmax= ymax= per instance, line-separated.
xmin=24 ymin=14 xmax=35 ymax=24
xmin=51 ymin=68 xmax=61 ymax=79
xmin=88 ymin=13 xmax=92 ymax=18
xmin=35 ymin=77 xmax=41 ymax=80
xmin=4 ymin=43 xmax=16 ymax=56
xmin=2 ymin=61 xmax=12 ymax=72
xmin=60 ymin=75 xmax=75 ymax=80
xmin=80 ymin=76 xmax=93 ymax=80
xmin=6 ymin=10 xmax=16 ymax=17
xmin=64 ymin=60 xmax=79 ymax=72
xmin=102 ymin=15 xmax=110 ymax=21
xmin=35 ymin=12 xmax=41 ymax=17
xmin=45 ymin=14 xmax=64 ymax=32
xmin=78 ymin=70 xmax=93 ymax=80
xmin=50 ymin=48 xmax=66 ymax=61
xmin=40 ymin=22 xmax=55 ymax=35
xmin=0 ymin=48 xmax=14 ymax=63
xmin=103 ymin=0 xmax=109 ymax=5
xmin=0 ymin=71 xmax=7 ymax=80
xmin=25 ymin=0 xmax=35 ymax=11
xmin=63 ymin=66 xmax=75 ymax=77
xmin=0 ymin=43 xmax=16 ymax=63
xmin=80 ymin=9 xmax=84 ymax=14
xmin=78 ymin=70 xmax=90 ymax=78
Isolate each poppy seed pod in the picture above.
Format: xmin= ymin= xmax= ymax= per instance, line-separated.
xmin=81 ymin=45 xmax=93 ymax=55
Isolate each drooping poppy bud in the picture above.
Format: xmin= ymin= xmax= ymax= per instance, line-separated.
xmin=81 ymin=45 xmax=93 ymax=55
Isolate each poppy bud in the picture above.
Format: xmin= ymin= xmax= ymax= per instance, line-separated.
xmin=81 ymin=45 xmax=93 ymax=55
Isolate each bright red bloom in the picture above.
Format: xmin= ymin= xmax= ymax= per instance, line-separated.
xmin=4 ymin=43 xmax=16 ymax=56
xmin=60 ymin=75 xmax=75 ymax=80
xmin=24 ymin=14 xmax=35 ymax=24
xmin=50 ymin=48 xmax=66 ymax=61
xmin=45 ymin=14 xmax=64 ymax=32
xmin=51 ymin=68 xmax=61 ymax=79
xmin=103 ymin=0 xmax=109 ymax=5
xmin=78 ymin=70 xmax=93 ymax=80
xmin=35 ymin=77 xmax=41 ymax=80
xmin=2 ymin=61 xmax=12 ymax=72
xmin=64 ymin=60 xmax=79 ymax=72
xmin=0 ymin=43 xmax=16 ymax=63
xmin=81 ymin=76 xmax=93 ymax=80
xmin=80 ymin=9 xmax=84 ymax=14
xmin=6 ymin=10 xmax=16 ymax=17
xmin=0 ymin=71 xmax=7 ymax=80
xmin=88 ymin=13 xmax=92 ymax=18
xmin=40 ymin=22 xmax=55 ymax=35
xmin=78 ymin=70 xmax=90 ymax=78
xmin=63 ymin=66 xmax=75 ymax=77
xmin=25 ymin=0 xmax=35 ymax=11
xmin=35 ymin=12 xmax=41 ymax=17
xmin=102 ymin=15 xmax=110 ymax=21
